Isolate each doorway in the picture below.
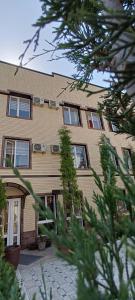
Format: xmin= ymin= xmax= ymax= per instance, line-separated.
xmin=3 ymin=198 xmax=21 ymax=246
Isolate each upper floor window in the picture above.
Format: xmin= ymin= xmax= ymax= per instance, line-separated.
xmin=123 ymin=148 xmax=132 ymax=170
xmin=109 ymin=121 xmax=119 ymax=132
xmin=8 ymin=96 xmax=31 ymax=119
xmin=72 ymin=145 xmax=88 ymax=169
xmin=63 ymin=106 xmax=81 ymax=126
xmin=3 ymin=138 xmax=30 ymax=168
xmin=87 ymin=111 xmax=103 ymax=130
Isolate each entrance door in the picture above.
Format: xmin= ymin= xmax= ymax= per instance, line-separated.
xmin=3 ymin=199 xmax=21 ymax=246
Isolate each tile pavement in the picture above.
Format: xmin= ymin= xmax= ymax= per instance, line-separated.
xmin=17 ymin=247 xmax=77 ymax=300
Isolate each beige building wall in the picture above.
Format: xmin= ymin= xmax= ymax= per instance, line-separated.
xmin=0 ymin=61 xmax=134 ymax=245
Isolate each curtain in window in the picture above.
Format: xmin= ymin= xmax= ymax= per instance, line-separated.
xmin=15 ymin=141 xmax=29 ymax=167
xmin=70 ymin=108 xmax=79 ymax=125
xmin=91 ymin=112 xmax=101 ymax=129
xmin=76 ymin=146 xmax=87 ymax=168
xmin=63 ymin=107 xmax=70 ymax=124
xmin=72 ymin=145 xmax=87 ymax=168
xmin=19 ymin=98 xmax=30 ymax=118
xmin=9 ymin=97 xmax=17 ymax=117
xmin=5 ymin=141 xmax=14 ymax=166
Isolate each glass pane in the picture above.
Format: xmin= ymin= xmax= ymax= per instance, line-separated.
xmin=15 ymin=140 xmax=29 ymax=167
xmin=47 ymin=196 xmax=54 ymax=213
xmin=76 ymin=146 xmax=87 ymax=168
xmin=13 ymin=201 xmax=18 ymax=234
xmin=87 ymin=113 xmax=93 ymax=128
xmin=5 ymin=141 xmax=14 ymax=167
xmin=124 ymin=149 xmax=132 ymax=170
xmin=91 ymin=112 xmax=102 ymax=129
xmin=70 ymin=108 xmax=79 ymax=125
xmin=71 ymin=146 xmax=77 ymax=168
xmin=9 ymin=97 xmax=17 ymax=117
xmin=39 ymin=198 xmax=46 ymax=221
xmin=19 ymin=98 xmax=30 ymax=118
xmin=111 ymin=122 xmax=119 ymax=132
xmin=63 ymin=107 xmax=70 ymax=124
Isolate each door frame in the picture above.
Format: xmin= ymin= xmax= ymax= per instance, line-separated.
xmin=4 ymin=198 xmax=21 ymax=246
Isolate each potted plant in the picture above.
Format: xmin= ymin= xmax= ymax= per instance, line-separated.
xmin=5 ymin=244 xmax=21 ymax=269
xmin=37 ymin=235 xmax=47 ymax=250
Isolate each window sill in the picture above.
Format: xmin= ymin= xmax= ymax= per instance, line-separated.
xmin=7 ymin=115 xmax=32 ymax=120
xmin=64 ymin=123 xmax=83 ymax=128
xmin=88 ymin=127 xmax=105 ymax=131
xmin=76 ymin=167 xmax=91 ymax=170
xmin=0 ymin=166 xmax=31 ymax=170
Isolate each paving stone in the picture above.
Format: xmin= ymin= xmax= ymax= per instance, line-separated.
xmin=18 ymin=254 xmax=77 ymax=300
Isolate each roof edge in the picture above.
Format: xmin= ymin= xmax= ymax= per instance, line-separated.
xmin=0 ymin=60 xmax=106 ymax=90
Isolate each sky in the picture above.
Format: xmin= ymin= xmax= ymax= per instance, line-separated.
xmin=0 ymin=0 xmax=109 ymax=87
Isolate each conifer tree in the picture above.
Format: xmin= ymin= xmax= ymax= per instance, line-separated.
xmin=0 ymin=179 xmax=6 ymax=256
xmin=59 ymin=127 xmax=82 ymax=219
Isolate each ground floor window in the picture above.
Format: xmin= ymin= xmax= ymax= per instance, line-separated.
xmin=37 ymin=195 xmax=57 ymax=235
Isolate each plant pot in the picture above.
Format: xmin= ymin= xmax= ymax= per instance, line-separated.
xmin=5 ymin=245 xmax=21 ymax=269
xmin=37 ymin=236 xmax=47 ymax=251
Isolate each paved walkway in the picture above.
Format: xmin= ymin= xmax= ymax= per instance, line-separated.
xmin=17 ymin=246 xmax=77 ymax=300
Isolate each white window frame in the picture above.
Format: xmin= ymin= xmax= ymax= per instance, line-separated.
xmin=37 ymin=195 xmax=57 ymax=236
xmin=63 ymin=106 xmax=80 ymax=125
xmin=9 ymin=96 xmax=31 ymax=119
xmin=72 ymin=145 xmax=88 ymax=169
xmin=4 ymin=139 xmax=30 ymax=168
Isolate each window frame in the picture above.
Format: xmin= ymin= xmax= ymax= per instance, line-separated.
xmin=2 ymin=136 xmax=32 ymax=169
xmin=71 ymin=144 xmax=89 ymax=169
xmin=108 ymin=121 xmax=119 ymax=133
xmin=37 ymin=194 xmax=57 ymax=236
xmin=110 ymin=147 xmax=119 ymax=169
xmin=7 ymin=93 xmax=32 ymax=120
xmin=122 ymin=148 xmax=132 ymax=171
xmin=86 ymin=110 xmax=104 ymax=130
xmin=63 ymin=104 xmax=82 ymax=127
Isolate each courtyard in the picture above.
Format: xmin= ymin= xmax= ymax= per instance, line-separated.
xmin=17 ymin=246 xmax=77 ymax=300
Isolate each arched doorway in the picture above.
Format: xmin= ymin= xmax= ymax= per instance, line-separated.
xmin=3 ymin=182 xmax=29 ymax=246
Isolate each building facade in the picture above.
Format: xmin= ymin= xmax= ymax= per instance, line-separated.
xmin=0 ymin=61 xmax=134 ymax=248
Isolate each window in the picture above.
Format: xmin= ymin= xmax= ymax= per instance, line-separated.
xmin=63 ymin=106 xmax=81 ymax=126
xmin=3 ymin=139 xmax=30 ymax=168
xmin=8 ymin=96 xmax=31 ymax=119
xmin=72 ymin=145 xmax=88 ymax=169
xmin=38 ymin=195 xmax=57 ymax=235
xmin=109 ymin=121 xmax=119 ymax=132
xmin=123 ymin=148 xmax=132 ymax=170
xmin=87 ymin=111 xmax=103 ymax=130
xmin=110 ymin=148 xmax=119 ymax=169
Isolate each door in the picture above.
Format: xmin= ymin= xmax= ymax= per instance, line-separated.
xmin=3 ymin=199 xmax=21 ymax=246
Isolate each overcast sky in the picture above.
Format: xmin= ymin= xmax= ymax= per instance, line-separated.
xmin=0 ymin=0 xmax=109 ymax=87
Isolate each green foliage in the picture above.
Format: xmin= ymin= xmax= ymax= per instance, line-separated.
xmin=14 ymin=137 xmax=135 ymax=299
xmin=0 ymin=257 xmax=24 ymax=300
xmin=59 ymin=127 xmax=82 ymax=215
xmin=20 ymin=0 xmax=135 ymax=137
xmin=0 ymin=179 xmax=6 ymax=256
xmin=0 ymin=179 xmax=6 ymax=211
